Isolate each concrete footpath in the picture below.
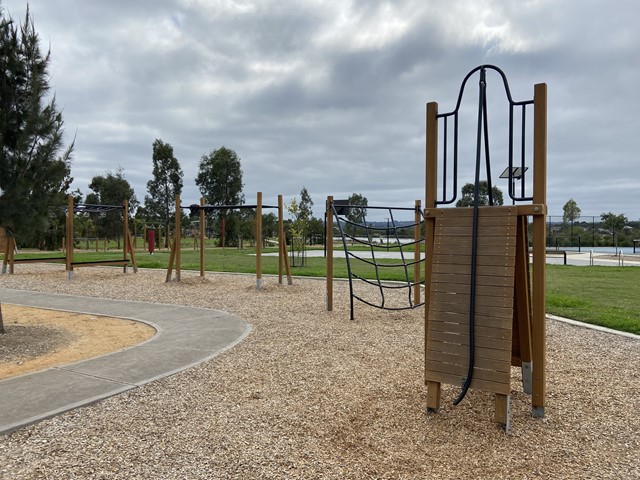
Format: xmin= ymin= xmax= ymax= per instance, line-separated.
xmin=0 ymin=288 xmax=251 ymax=435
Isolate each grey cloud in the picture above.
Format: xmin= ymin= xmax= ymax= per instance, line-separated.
xmin=3 ymin=0 xmax=639 ymax=219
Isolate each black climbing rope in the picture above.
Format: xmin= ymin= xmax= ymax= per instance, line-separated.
xmin=453 ymin=67 xmax=489 ymax=406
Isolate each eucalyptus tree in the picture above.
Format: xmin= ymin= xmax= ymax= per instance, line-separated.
xmin=144 ymin=139 xmax=183 ymax=247
xmin=196 ymin=146 xmax=244 ymax=246
xmin=87 ymin=168 xmax=137 ymax=247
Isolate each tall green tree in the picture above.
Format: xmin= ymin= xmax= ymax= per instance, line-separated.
xmin=346 ymin=192 xmax=368 ymax=229
xmin=286 ymin=197 xmax=307 ymax=264
xmin=563 ymin=198 xmax=581 ymax=243
xmin=600 ymin=212 xmax=627 ymax=248
xmin=87 ymin=168 xmax=137 ymax=246
xmin=0 ymin=6 xmax=74 ymax=248
xmin=144 ymin=139 xmax=183 ymax=247
xmin=344 ymin=193 xmax=368 ymax=236
xmin=299 ymin=186 xmax=313 ymax=224
xmin=287 ymin=187 xmax=315 ymax=241
xmin=456 ymin=181 xmax=504 ymax=207
xmin=562 ymin=198 xmax=581 ymax=224
xmin=195 ymin=146 xmax=244 ymax=246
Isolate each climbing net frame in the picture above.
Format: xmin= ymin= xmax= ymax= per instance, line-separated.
xmin=325 ymin=197 xmax=425 ymax=320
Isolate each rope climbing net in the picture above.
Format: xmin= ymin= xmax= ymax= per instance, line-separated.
xmin=329 ymin=200 xmax=425 ymax=320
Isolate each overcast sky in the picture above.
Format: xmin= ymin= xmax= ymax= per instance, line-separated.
xmin=2 ymin=0 xmax=639 ymax=221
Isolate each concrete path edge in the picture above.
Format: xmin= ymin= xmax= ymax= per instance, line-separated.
xmin=0 ymin=287 xmax=251 ymax=435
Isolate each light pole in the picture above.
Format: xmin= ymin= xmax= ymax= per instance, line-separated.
xmin=386 ymin=217 xmax=390 ymax=250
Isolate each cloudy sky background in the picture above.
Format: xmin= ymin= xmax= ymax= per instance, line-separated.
xmin=2 ymin=0 xmax=639 ymax=221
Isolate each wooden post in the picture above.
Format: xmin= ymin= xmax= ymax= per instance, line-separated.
xmin=425 ymin=101 xmax=440 ymax=412
xmin=123 ymin=199 xmax=129 ymax=273
xmin=2 ymin=231 xmax=14 ymax=275
xmin=175 ymin=195 xmax=181 ymax=282
xmin=531 ymin=83 xmax=547 ymax=417
xmin=128 ymin=230 xmax=138 ymax=273
xmin=413 ymin=199 xmax=422 ymax=305
xmin=326 ymin=196 xmax=334 ymax=311
xmin=124 ymin=201 xmax=138 ymax=274
xmin=1 ymin=235 xmax=7 ymax=275
xmin=278 ymin=194 xmax=284 ymax=284
xmin=8 ymin=235 xmax=15 ymax=274
xmin=256 ymin=192 xmax=263 ymax=289
xmin=66 ymin=195 xmax=74 ymax=279
xmin=278 ymin=195 xmax=292 ymax=286
xmin=200 ymin=198 xmax=205 ymax=277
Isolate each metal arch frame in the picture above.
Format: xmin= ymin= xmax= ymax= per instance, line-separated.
xmin=435 ymin=64 xmax=535 ymax=206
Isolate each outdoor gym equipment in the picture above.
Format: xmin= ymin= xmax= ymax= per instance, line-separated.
xmin=165 ymin=193 xmax=292 ymax=288
xmin=423 ymin=65 xmax=547 ymax=430
xmin=2 ymin=195 xmax=138 ymax=279
xmin=325 ymin=198 xmax=425 ymax=320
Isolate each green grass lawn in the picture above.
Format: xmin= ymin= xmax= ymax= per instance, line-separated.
xmin=5 ymin=247 xmax=640 ymax=335
xmin=546 ymin=265 xmax=640 ymax=334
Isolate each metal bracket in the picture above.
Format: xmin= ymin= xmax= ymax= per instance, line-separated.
xmin=521 ymin=361 xmax=532 ymax=394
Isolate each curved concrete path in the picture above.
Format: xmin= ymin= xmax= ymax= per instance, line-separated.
xmin=0 ymin=288 xmax=250 ymax=435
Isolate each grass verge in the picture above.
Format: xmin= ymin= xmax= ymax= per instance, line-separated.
xmin=5 ymin=249 xmax=640 ymax=335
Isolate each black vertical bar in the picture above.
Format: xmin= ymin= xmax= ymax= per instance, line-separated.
xmin=443 ymin=117 xmax=448 ymax=203
xmin=453 ymin=113 xmax=459 ymax=203
xmin=482 ymin=87 xmax=493 ymax=205
xmin=508 ymin=104 xmax=514 ymax=201
xmin=521 ymin=105 xmax=527 ymax=199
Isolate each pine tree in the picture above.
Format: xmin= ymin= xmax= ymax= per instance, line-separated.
xmin=0 ymin=6 xmax=74 ymax=248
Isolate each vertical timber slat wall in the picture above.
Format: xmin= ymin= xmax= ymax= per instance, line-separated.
xmin=424 ymin=207 xmax=517 ymax=395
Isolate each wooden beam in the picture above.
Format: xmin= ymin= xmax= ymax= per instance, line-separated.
xmin=256 ymin=192 xmax=263 ymax=289
xmin=326 ymin=196 xmax=334 ymax=312
xmin=175 ymin=194 xmax=181 ymax=282
xmin=531 ymin=82 xmax=547 ymax=417
xmin=200 ymin=197 xmax=205 ymax=277
xmin=425 ymin=101 xmax=440 ymax=412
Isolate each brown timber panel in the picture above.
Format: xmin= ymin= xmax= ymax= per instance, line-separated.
xmin=425 ymin=207 xmax=517 ymax=396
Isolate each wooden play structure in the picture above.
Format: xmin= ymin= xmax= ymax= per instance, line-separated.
xmin=325 ymin=198 xmax=425 ymax=319
xmin=2 ymin=195 xmax=137 ymax=278
xmin=423 ymin=65 xmax=547 ymax=429
xmin=166 ymin=193 xmax=292 ymax=288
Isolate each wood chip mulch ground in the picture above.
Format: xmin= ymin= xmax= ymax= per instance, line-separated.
xmin=0 ymin=264 xmax=638 ymax=479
